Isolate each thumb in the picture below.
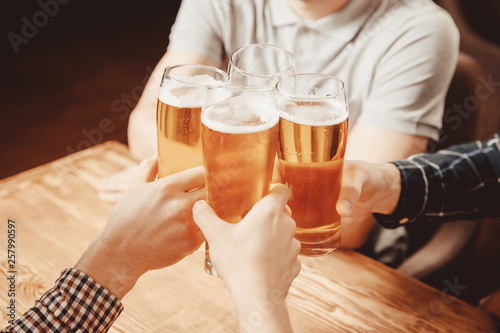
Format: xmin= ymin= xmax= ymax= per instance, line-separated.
xmin=336 ymin=184 xmax=360 ymax=216
xmin=130 ymin=155 xmax=158 ymax=190
xmin=336 ymin=163 xmax=365 ymax=216
xmin=138 ymin=154 xmax=158 ymax=182
xmin=192 ymin=200 xmax=228 ymax=243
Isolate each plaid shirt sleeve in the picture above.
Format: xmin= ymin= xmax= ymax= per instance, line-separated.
xmin=374 ymin=132 xmax=500 ymax=228
xmin=2 ymin=268 xmax=124 ymax=333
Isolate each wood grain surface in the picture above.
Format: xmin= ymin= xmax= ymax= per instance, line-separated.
xmin=0 ymin=141 xmax=497 ymax=332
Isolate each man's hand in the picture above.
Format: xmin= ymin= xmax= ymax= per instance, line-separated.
xmin=341 ymin=123 xmax=426 ymax=248
xmin=193 ymin=184 xmax=300 ymax=333
xmin=75 ymin=166 xmax=206 ymax=299
xmin=336 ymin=161 xmax=402 ymax=249
xmin=337 ymin=160 xmax=401 ymax=218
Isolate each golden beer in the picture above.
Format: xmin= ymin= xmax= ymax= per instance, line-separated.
xmin=156 ymin=66 xmax=228 ymax=178
xmin=202 ymin=121 xmax=279 ymax=223
xmin=276 ymin=73 xmax=349 ymax=256
xmin=202 ymin=87 xmax=279 ymax=274
xmin=157 ymin=87 xmax=203 ymax=178
xmin=278 ymin=108 xmax=348 ymax=255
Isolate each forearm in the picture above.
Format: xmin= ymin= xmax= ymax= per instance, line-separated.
xmin=74 ymin=237 xmax=142 ymax=300
xmin=127 ymin=57 xmax=166 ymax=160
xmin=375 ymin=133 xmax=500 ymax=227
xmin=2 ymin=269 xmax=123 ymax=333
xmin=346 ymin=122 xmax=428 ymax=163
xmin=128 ymin=102 xmax=158 ymax=161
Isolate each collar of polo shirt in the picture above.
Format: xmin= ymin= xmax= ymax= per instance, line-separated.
xmin=269 ymin=0 xmax=382 ymax=42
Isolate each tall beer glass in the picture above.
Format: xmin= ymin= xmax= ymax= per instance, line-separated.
xmin=228 ymin=43 xmax=295 ymax=87
xmin=202 ymin=86 xmax=279 ymax=275
xmin=157 ymin=65 xmax=228 ymax=178
xmin=276 ymin=74 xmax=349 ymax=256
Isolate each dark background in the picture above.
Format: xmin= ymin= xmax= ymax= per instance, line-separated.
xmin=461 ymin=0 xmax=500 ymax=46
xmin=1 ymin=0 xmax=182 ymax=179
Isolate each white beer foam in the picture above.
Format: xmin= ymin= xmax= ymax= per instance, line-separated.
xmin=201 ymin=94 xmax=279 ymax=134
xmin=279 ymin=99 xmax=348 ymax=126
xmin=158 ymin=74 xmax=224 ymax=108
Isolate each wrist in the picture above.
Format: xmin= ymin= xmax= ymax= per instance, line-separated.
xmin=375 ymin=163 xmax=401 ymax=215
xmin=230 ymin=288 xmax=291 ymax=333
xmin=230 ymin=285 xmax=283 ymax=308
xmin=74 ymin=240 xmax=143 ymax=299
xmin=226 ymin=273 xmax=285 ymax=304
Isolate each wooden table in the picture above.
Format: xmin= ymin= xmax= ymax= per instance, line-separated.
xmin=0 ymin=141 xmax=496 ymax=332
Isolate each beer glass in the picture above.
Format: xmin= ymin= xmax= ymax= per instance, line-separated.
xmin=228 ymin=43 xmax=295 ymax=87
xmin=201 ymin=85 xmax=279 ymax=275
xmin=157 ymin=64 xmax=228 ymax=178
xmin=276 ymin=74 xmax=349 ymax=256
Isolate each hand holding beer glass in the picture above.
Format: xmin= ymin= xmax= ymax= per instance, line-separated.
xmin=201 ymin=85 xmax=279 ymax=275
xmin=276 ymin=74 xmax=349 ymax=256
xmin=228 ymin=43 xmax=295 ymax=87
xmin=157 ymin=65 xmax=228 ymax=178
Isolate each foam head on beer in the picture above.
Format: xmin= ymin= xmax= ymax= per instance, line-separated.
xmin=202 ymin=93 xmax=279 ymax=133
xmin=278 ymin=99 xmax=348 ymax=127
xmin=159 ymin=74 xmax=224 ymax=108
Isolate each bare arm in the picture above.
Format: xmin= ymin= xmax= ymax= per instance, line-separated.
xmin=127 ymin=51 xmax=221 ymax=160
xmin=345 ymin=122 xmax=429 ymax=162
xmin=340 ymin=122 xmax=428 ymax=248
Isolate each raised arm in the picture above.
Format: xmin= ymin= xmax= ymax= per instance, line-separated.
xmin=380 ymin=133 xmax=500 ymax=226
xmin=339 ymin=5 xmax=459 ymax=248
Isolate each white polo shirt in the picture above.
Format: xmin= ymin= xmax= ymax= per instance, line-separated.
xmin=168 ymin=0 xmax=459 ymax=141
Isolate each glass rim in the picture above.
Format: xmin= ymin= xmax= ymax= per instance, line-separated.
xmin=229 ymin=43 xmax=296 ymax=78
xmin=163 ymin=64 xmax=229 ymax=88
xmin=205 ymin=84 xmax=276 ymax=93
xmin=276 ymin=73 xmax=346 ymax=101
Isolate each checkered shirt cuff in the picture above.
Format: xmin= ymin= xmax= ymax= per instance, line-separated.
xmin=2 ymin=268 xmax=123 ymax=332
xmin=372 ymin=160 xmax=426 ymax=229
